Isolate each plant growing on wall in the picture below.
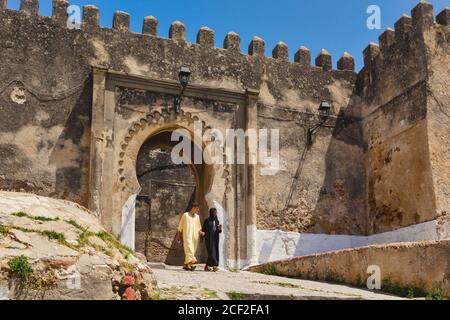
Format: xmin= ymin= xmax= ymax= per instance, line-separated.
xmin=7 ymin=255 xmax=33 ymax=279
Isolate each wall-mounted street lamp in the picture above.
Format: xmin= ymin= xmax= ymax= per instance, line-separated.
xmin=174 ymin=66 xmax=191 ymax=113
xmin=307 ymin=101 xmax=332 ymax=146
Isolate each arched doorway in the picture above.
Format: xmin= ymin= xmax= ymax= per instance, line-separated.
xmin=135 ymin=131 xmax=199 ymax=265
xmin=96 ymin=108 xmax=238 ymax=269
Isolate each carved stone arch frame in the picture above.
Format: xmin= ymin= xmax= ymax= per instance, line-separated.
xmin=118 ymin=109 xmax=208 ymax=196
xmin=88 ymin=67 xmax=259 ymax=269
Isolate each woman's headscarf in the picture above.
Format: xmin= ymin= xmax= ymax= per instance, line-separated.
xmin=208 ymin=208 xmax=219 ymax=226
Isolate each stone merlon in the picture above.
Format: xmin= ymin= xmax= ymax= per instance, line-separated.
xmin=52 ymin=0 xmax=68 ymax=26
xmin=224 ymin=32 xmax=241 ymax=52
xmin=337 ymin=52 xmax=355 ymax=71
xmin=143 ymin=16 xmax=158 ymax=36
xmin=83 ymin=5 xmax=100 ymax=29
xmin=395 ymin=15 xmax=413 ymax=40
xmin=411 ymin=1 xmax=434 ymax=30
xmin=294 ymin=46 xmax=311 ymax=66
xmin=197 ymin=27 xmax=215 ymax=48
xmin=379 ymin=28 xmax=395 ymax=52
xmin=20 ymin=0 xmax=39 ymax=16
xmin=436 ymin=7 xmax=450 ymax=26
xmin=315 ymin=49 xmax=332 ymax=71
xmin=363 ymin=43 xmax=380 ymax=65
xmin=113 ymin=11 xmax=130 ymax=33
xmin=272 ymin=42 xmax=289 ymax=60
xmin=169 ymin=20 xmax=186 ymax=41
xmin=248 ymin=36 xmax=265 ymax=56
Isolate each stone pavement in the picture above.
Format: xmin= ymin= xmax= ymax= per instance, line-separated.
xmin=151 ymin=264 xmax=404 ymax=300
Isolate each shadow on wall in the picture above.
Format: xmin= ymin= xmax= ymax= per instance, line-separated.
xmin=310 ymin=90 xmax=368 ymax=235
xmin=257 ymin=91 xmax=368 ymax=264
xmin=48 ymin=77 xmax=93 ymax=207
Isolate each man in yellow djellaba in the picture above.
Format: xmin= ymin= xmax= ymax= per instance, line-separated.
xmin=175 ymin=203 xmax=205 ymax=271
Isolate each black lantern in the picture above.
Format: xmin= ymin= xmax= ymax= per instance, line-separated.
xmin=179 ymin=66 xmax=191 ymax=89
xmin=318 ymin=101 xmax=331 ymax=122
xmin=174 ymin=66 xmax=191 ymax=113
xmin=307 ymin=101 xmax=332 ymax=146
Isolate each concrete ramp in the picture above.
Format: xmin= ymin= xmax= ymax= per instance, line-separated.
xmin=248 ymin=240 xmax=450 ymax=299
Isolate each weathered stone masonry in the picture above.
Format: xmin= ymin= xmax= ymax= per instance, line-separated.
xmin=0 ymin=0 xmax=448 ymax=267
xmin=358 ymin=3 xmax=450 ymax=237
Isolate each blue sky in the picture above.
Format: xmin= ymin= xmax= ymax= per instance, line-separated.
xmin=6 ymin=0 xmax=449 ymax=71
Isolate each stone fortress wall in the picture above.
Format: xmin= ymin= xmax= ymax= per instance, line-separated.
xmin=0 ymin=0 xmax=448 ymax=265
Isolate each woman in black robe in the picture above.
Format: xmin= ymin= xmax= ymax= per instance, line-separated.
xmin=202 ymin=208 xmax=222 ymax=272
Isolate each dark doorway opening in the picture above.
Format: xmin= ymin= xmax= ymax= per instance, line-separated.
xmin=135 ymin=131 xmax=197 ymax=265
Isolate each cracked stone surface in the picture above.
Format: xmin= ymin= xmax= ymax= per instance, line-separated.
xmin=152 ymin=264 xmax=404 ymax=300
xmin=0 ymin=191 xmax=156 ymax=300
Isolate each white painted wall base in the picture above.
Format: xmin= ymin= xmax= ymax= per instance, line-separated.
xmin=254 ymin=220 xmax=440 ymax=266
xmin=227 ymin=259 xmax=250 ymax=270
xmin=247 ymin=224 xmax=258 ymax=266
xmin=120 ymin=194 xmax=137 ymax=251
xmin=118 ymin=195 xmax=442 ymax=270
xmin=213 ymin=200 xmax=227 ymax=270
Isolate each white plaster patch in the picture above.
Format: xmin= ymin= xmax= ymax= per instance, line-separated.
xmin=124 ymin=56 xmax=150 ymax=76
xmin=36 ymin=110 xmax=50 ymax=122
xmin=281 ymin=89 xmax=302 ymax=108
xmin=120 ymin=194 xmax=137 ymax=250
xmin=10 ymin=87 xmax=26 ymax=105
xmin=326 ymin=81 xmax=352 ymax=113
xmin=195 ymin=78 xmax=243 ymax=92
xmin=258 ymin=81 xmax=276 ymax=106
xmin=90 ymin=40 xmax=110 ymax=66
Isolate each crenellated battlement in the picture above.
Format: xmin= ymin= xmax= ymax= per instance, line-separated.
xmin=0 ymin=0 xmax=356 ymax=73
xmin=0 ymin=0 xmax=445 ymax=96
xmin=356 ymin=0 xmax=449 ymax=104
xmin=361 ymin=1 xmax=449 ymax=71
